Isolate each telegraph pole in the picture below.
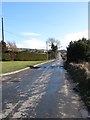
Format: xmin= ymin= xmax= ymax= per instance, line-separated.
xmin=46 ymin=41 xmax=48 ymax=59
xmin=2 ymin=17 xmax=4 ymax=42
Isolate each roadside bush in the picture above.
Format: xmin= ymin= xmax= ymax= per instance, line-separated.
xmin=65 ymin=62 xmax=90 ymax=110
xmin=70 ymin=65 xmax=84 ymax=81
xmin=66 ymin=63 xmax=90 ymax=89
xmin=67 ymin=38 xmax=90 ymax=63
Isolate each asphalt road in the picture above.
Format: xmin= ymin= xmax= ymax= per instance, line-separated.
xmin=1 ymin=53 xmax=89 ymax=118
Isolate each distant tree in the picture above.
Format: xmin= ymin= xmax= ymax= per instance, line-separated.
xmin=48 ymin=38 xmax=60 ymax=49
xmin=51 ymin=42 xmax=58 ymax=58
xmin=47 ymin=38 xmax=60 ymax=58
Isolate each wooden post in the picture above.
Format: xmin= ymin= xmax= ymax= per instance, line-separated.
xmin=2 ymin=17 xmax=4 ymax=42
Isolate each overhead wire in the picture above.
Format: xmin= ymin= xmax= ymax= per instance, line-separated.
xmin=0 ymin=28 xmax=32 ymax=40
xmin=0 ymin=16 xmax=33 ymax=40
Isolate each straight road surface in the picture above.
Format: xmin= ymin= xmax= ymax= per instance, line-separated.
xmin=1 ymin=53 xmax=89 ymax=118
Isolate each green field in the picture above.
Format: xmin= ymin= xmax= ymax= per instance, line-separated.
xmin=1 ymin=61 xmax=48 ymax=73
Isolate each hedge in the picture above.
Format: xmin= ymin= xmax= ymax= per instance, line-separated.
xmin=2 ymin=53 xmax=12 ymax=61
xmin=2 ymin=52 xmax=48 ymax=61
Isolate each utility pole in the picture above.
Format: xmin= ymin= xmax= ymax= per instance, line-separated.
xmin=46 ymin=41 xmax=48 ymax=60
xmin=2 ymin=17 xmax=4 ymax=42
xmin=1 ymin=17 xmax=7 ymax=53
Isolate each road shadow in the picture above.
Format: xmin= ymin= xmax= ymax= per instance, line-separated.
xmin=29 ymin=65 xmax=64 ymax=69
xmin=29 ymin=66 xmax=41 ymax=69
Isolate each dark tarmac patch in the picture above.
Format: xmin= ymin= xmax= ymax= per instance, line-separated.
xmin=30 ymin=65 xmax=64 ymax=70
xmin=29 ymin=66 xmax=41 ymax=69
xmin=10 ymin=80 xmax=21 ymax=82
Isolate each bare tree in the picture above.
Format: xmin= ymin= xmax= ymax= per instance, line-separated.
xmin=47 ymin=38 xmax=60 ymax=50
xmin=7 ymin=41 xmax=17 ymax=52
xmin=7 ymin=41 xmax=18 ymax=60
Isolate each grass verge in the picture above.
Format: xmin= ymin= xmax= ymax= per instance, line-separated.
xmin=1 ymin=60 xmax=51 ymax=73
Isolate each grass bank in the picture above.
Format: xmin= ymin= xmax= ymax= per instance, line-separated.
xmin=1 ymin=60 xmax=51 ymax=73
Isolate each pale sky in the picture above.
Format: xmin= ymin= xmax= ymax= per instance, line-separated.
xmin=0 ymin=2 xmax=88 ymax=49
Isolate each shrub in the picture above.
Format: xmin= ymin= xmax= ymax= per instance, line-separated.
xmin=65 ymin=62 xmax=90 ymax=111
xmin=67 ymin=38 xmax=90 ymax=63
xmin=66 ymin=63 xmax=89 ymax=89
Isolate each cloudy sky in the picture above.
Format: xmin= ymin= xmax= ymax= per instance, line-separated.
xmin=1 ymin=2 xmax=88 ymax=49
